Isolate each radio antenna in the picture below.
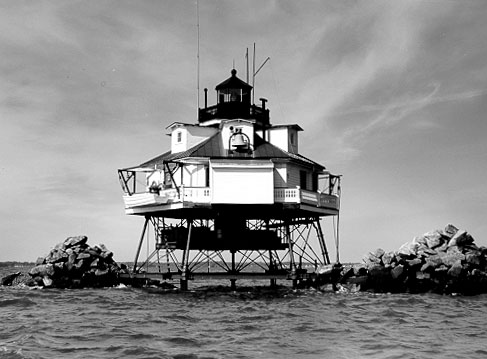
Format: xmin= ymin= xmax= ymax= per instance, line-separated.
xmin=196 ymin=0 xmax=200 ymax=115
xmin=252 ymin=43 xmax=270 ymax=105
xmin=246 ymin=47 xmax=249 ymax=83
xmin=252 ymin=43 xmax=256 ymax=104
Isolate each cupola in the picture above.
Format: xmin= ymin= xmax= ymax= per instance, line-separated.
xmin=198 ymin=69 xmax=270 ymax=127
xmin=215 ymin=69 xmax=252 ymax=105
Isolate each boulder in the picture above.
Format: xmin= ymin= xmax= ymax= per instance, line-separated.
xmin=75 ymin=260 xmax=84 ymax=270
xmin=447 ymin=261 xmax=464 ymax=278
xmin=381 ymin=251 xmax=395 ymax=266
xmin=415 ymin=271 xmax=430 ymax=280
xmin=1 ymin=272 xmax=21 ymax=286
xmin=363 ymin=250 xmax=382 ymax=262
xmin=363 ymin=250 xmax=383 ymax=268
xmin=29 ymin=264 xmax=55 ymax=277
xmin=425 ymin=254 xmax=443 ymax=269
xmin=398 ymin=241 xmax=419 ymax=256
xmin=77 ymin=253 xmax=91 ymax=260
xmin=412 ymin=236 xmax=427 ymax=246
xmin=68 ymin=253 xmax=77 ymax=265
xmin=406 ymin=258 xmax=423 ymax=268
xmin=100 ymin=250 xmax=113 ymax=260
xmin=424 ymin=231 xmax=444 ymax=249
xmin=417 ymin=247 xmax=437 ymax=257
xmin=446 ymin=245 xmax=462 ymax=255
xmin=442 ymin=224 xmax=459 ymax=239
xmin=441 ymin=252 xmax=465 ymax=267
xmin=391 ymin=264 xmax=405 ymax=279
xmin=435 ymin=242 xmax=449 ymax=253
xmin=372 ymin=248 xmax=385 ymax=259
xmin=64 ymin=236 xmax=88 ymax=248
xmin=448 ymin=230 xmax=470 ymax=247
xmin=465 ymin=252 xmax=481 ymax=266
xmin=420 ymin=262 xmax=435 ymax=273
xmin=354 ymin=266 xmax=367 ymax=276
xmin=368 ymin=265 xmax=389 ymax=278
xmin=42 ymin=276 xmax=53 ymax=287
xmin=48 ymin=250 xmax=68 ymax=263
xmin=95 ymin=269 xmax=109 ymax=277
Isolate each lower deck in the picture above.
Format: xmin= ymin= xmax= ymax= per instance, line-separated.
xmin=119 ymin=269 xmax=322 ymax=289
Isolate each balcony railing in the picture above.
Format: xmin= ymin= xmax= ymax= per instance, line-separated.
xmin=124 ymin=186 xmax=339 ymax=211
xmin=198 ymin=103 xmax=269 ymax=125
xmin=123 ymin=187 xmax=211 ymax=209
xmin=274 ymin=187 xmax=339 ymax=210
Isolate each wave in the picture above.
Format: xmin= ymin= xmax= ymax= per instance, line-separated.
xmin=0 ymin=298 xmax=36 ymax=308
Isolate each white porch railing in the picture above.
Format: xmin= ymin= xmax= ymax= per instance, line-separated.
xmin=123 ymin=192 xmax=169 ymax=209
xmin=274 ymin=187 xmax=339 ymax=210
xmin=181 ymin=187 xmax=212 ymax=203
xmin=124 ymin=186 xmax=338 ymax=210
xmin=123 ymin=187 xmax=211 ymax=209
xmin=274 ymin=188 xmax=301 ymax=203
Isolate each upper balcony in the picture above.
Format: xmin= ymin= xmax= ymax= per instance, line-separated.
xmin=198 ymin=102 xmax=269 ymax=127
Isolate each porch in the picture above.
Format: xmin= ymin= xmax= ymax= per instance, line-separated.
xmin=122 ymin=186 xmax=339 ymax=211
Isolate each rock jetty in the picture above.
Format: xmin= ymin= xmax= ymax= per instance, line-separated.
xmin=2 ymin=236 xmax=127 ymax=288
xmin=339 ymin=224 xmax=487 ymax=295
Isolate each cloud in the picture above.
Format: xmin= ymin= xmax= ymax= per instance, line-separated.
xmin=293 ymin=1 xmax=487 ymax=167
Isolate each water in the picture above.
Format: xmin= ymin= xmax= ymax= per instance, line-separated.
xmin=1 ymin=267 xmax=487 ymax=359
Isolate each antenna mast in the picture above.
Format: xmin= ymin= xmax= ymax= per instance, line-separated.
xmin=246 ymin=48 xmax=249 ymax=84
xmin=196 ymin=0 xmax=200 ymax=115
xmin=252 ymin=43 xmax=256 ymax=104
xmin=252 ymin=43 xmax=270 ymax=105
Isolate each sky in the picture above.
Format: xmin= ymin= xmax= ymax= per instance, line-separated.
xmin=1 ymin=0 xmax=487 ymax=263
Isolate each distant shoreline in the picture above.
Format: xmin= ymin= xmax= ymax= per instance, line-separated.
xmin=0 ymin=261 xmax=35 ymax=267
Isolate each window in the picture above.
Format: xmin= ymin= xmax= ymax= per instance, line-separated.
xmin=300 ymin=170 xmax=307 ymax=190
xmin=176 ymin=131 xmax=182 ymax=143
xmin=312 ymin=173 xmax=318 ymax=191
xmin=164 ymin=170 xmax=173 ymax=188
xmin=290 ymin=133 xmax=295 ymax=145
xmin=205 ymin=166 xmax=210 ymax=187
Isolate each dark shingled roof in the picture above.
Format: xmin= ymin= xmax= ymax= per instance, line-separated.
xmin=139 ymin=131 xmax=325 ymax=170
xmin=139 ymin=132 xmax=223 ymax=168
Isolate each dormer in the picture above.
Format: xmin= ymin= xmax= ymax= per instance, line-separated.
xmin=267 ymin=124 xmax=303 ymax=153
xmin=167 ymin=122 xmax=218 ymax=154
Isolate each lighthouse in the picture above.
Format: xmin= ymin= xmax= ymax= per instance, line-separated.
xmin=118 ymin=69 xmax=341 ymax=290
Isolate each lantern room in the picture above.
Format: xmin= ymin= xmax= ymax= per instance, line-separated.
xmin=199 ymin=69 xmax=270 ymax=127
xmin=216 ymin=69 xmax=251 ymax=105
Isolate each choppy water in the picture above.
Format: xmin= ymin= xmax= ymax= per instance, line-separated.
xmin=1 ymin=268 xmax=487 ymax=359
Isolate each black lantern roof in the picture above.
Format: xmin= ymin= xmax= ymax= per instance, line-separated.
xmin=215 ymin=69 xmax=252 ymax=90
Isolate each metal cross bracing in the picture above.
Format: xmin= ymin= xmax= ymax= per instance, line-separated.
xmin=124 ymin=215 xmax=332 ymax=290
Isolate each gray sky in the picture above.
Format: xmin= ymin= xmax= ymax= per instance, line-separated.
xmin=1 ymin=0 xmax=487 ymax=262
